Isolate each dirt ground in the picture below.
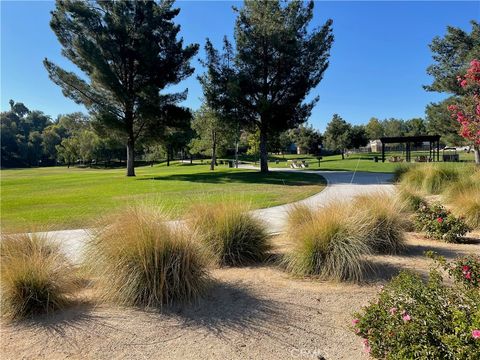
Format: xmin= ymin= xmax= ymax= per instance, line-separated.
xmin=1 ymin=232 xmax=479 ymax=360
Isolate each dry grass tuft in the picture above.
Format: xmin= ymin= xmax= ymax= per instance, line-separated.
xmin=285 ymin=203 xmax=317 ymax=238
xmin=85 ymin=206 xmax=210 ymax=308
xmin=396 ymin=185 xmax=426 ymax=213
xmin=400 ymin=164 xmax=460 ymax=194
xmin=284 ymin=202 xmax=370 ymax=282
xmin=1 ymin=233 xmax=78 ymax=320
xmin=444 ymin=169 xmax=480 ymax=229
xmin=353 ymin=192 xmax=407 ymax=254
xmin=187 ymin=202 xmax=271 ymax=267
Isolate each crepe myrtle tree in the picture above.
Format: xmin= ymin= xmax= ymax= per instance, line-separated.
xmin=44 ymin=0 xmax=198 ymax=176
xmin=448 ymin=59 xmax=480 ymax=164
xmin=200 ymin=0 xmax=334 ymax=172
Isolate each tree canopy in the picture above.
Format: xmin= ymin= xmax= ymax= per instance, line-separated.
xmin=44 ymin=0 xmax=198 ymax=176
xmin=200 ymin=0 xmax=333 ymax=172
xmin=425 ymin=21 xmax=480 ymax=95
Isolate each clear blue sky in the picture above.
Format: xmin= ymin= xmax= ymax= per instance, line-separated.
xmin=1 ymin=1 xmax=479 ymax=131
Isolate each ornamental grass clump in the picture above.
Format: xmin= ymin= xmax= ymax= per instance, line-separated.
xmin=395 ymin=184 xmax=426 ymax=213
xmin=285 ymin=203 xmax=317 ymax=238
xmin=445 ymin=170 xmax=480 ymax=229
xmin=188 ymin=202 xmax=270 ymax=266
xmin=353 ymin=192 xmax=407 ymax=254
xmin=85 ymin=206 xmax=210 ymax=307
xmin=284 ymin=202 xmax=370 ymax=282
xmin=1 ymin=233 xmax=78 ymax=320
xmin=401 ymin=164 xmax=460 ymax=194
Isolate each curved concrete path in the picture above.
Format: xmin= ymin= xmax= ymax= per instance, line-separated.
xmin=251 ymin=168 xmax=394 ymax=234
xmin=37 ymin=169 xmax=394 ymax=262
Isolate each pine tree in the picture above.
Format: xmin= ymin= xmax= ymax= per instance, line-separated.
xmin=44 ymin=0 xmax=198 ymax=176
xmin=200 ymin=0 xmax=333 ymax=172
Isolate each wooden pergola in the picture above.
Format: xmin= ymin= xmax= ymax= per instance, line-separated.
xmin=380 ymin=135 xmax=441 ymax=163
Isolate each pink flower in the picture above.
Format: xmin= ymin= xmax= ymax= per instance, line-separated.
xmin=363 ymin=339 xmax=369 ymax=346
xmin=460 ymin=79 xmax=468 ymax=87
xmin=389 ymin=307 xmax=397 ymax=315
xmin=364 ymin=345 xmax=371 ymax=354
xmin=462 ymin=265 xmax=470 ymax=272
xmin=437 ymin=217 xmax=443 ymax=223
xmin=465 ymin=272 xmax=472 ymax=280
xmin=472 ymin=330 xmax=480 ymax=339
xmin=402 ymin=313 xmax=411 ymax=322
xmin=352 ymin=318 xmax=360 ymax=325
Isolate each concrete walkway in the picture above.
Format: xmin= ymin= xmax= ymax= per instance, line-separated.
xmin=41 ymin=169 xmax=394 ymax=262
xmin=250 ymin=168 xmax=394 ymax=234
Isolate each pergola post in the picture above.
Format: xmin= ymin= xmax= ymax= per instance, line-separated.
xmin=381 ymin=142 xmax=385 ymax=162
xmin=437 ymin=140 xmax=440 ymax=162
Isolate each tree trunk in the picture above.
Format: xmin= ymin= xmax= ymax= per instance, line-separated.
xmin=126 ymin=137 xmax=135 ymax=176
xmin=167 ymin=148 xmax=170 ymax=167
xmin=259 ymin=127 xmax=268 ymax=173
xmin=210 ymin=131 xmax=217 ymax=171
xmin=235 ymin=140 xmax=239 ymax=168
xmin=190 ymin=154 xmax=193 ymax=164
xmin=474 ymin=145 xmax=480 ymax=165
xmin=341 ymin=149 xmax=345 ymax=160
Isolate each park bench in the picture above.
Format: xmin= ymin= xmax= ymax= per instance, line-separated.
xmin=388 ymin=156 xmax=404 ymax=163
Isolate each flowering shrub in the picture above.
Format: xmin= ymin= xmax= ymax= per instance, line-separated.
xmin=414 ymin=202 xmax=471 ymax=243
xmin=448 ymin=59 xmax=480 ymax=163
xmin=427 ymin=251 xmax=480 ymax=289
xmin=353 ymin=269 xmax=480 ymax=359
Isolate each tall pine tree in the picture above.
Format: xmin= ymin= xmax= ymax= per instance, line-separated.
xmin=201 ymin=0 xmax=333 ymax=172
xmin=44 ymin=0 xmax=198 ymax=176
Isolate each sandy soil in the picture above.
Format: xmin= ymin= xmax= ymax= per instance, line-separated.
xmin=1 ymin=232 xmax=479 ymax=360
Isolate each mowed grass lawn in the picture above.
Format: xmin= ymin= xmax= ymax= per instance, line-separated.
xmin=1 ymin=162 xmax=326 ymax=230
xmin=252 ymin=152 xmax=476 ymax=173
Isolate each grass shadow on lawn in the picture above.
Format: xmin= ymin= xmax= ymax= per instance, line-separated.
xmin=136 ymin=171 xmax=326 ymax=187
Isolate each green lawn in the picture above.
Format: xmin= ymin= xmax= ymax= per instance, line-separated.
xmin=1 ymin=162 xmax=326 ymax=230
xmin=237 ymin=152 xmax=476 ymax=173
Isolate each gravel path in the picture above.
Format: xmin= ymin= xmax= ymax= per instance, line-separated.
xmin=39 ymin=169 xmax=394 ymax=263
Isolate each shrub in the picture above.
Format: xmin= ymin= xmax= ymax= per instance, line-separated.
xmin=353 ymin=192 xmax=406 ymax=254
xmin=284 ymin=202 xmax=370 ymax=282
xmin=1 ymin=233 xmax=77 ymax=320
xmin=447 ymin=255 xmax=480 ymax=289
xmin=414 ymin=202 xmax=471 ymax=243
xmin=86 ymin=206 xmax=210 ymax=307
xmin=187 ymin=202 xmax=271 ymax=266
xmin=427 ymin=251 xmax=480 ymax=289
xmin=352 ymin=268 xmax=480 ymax=359
xmin=401 ymin=164 xmax=460 ymax=194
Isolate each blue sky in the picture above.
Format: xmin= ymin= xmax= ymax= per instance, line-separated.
xmin=1 ymin=1 xmax=479 ymax=132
